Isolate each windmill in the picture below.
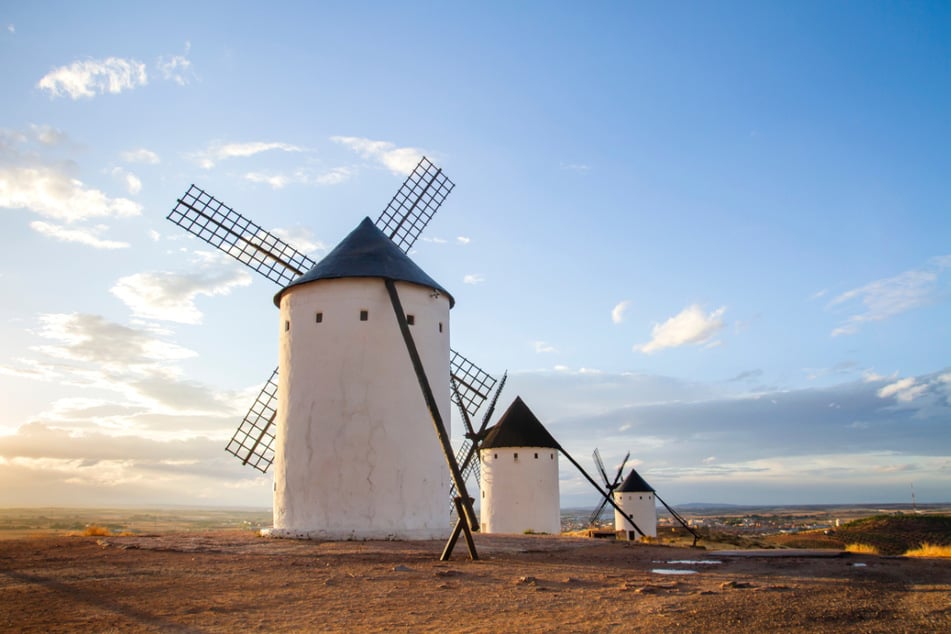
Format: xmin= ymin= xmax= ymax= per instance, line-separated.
xmin=166 ymin=157 xmax=497 ymax=558
xmin=588 ymin=448 xmax=630 ymax=527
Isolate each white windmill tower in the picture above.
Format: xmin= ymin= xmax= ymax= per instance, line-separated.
xmin=166 ymin=158 xmax=498 ymax=555
xmin=613 ymin=467 xmax=658 ymax=541
xmin=479 ymin=396 xmax=561 ymax=535
xmin=270 ymin=218 xmax=453 ymax=539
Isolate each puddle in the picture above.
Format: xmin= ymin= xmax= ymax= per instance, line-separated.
xmin=851 ymin=562 xmax=867 ymax=568
xmin=666 ymin=560 xmax=722 ymax=565
xmin=651 ymin=569 xmax=698 ymax=575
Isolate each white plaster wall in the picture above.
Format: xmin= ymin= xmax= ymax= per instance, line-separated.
xmin=479 ymin=446 xmax=560 ymax=534
xmin=271 ymin=277 xmax=451 ymax=540
xmin=613 ymin=490 xmax=658 ymax=541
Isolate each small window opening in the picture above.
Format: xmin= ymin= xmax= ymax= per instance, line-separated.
xmin=550 ymin=453 xmax=554 ymax=460
xmin=482 ymin=490 xmax=485 ymax=499
xmin=315 ymin=312 xmax=323 ymax=323
xmin=494 ymin=453 xmax=498 ymax=459
xmin=438 ymin=322 xmax=443 ymax=333
xmin=284 ymin=320 xmax=290 ymax=332
xmin=534 ymin=453 xmax=538 ymax=459
xmin=359 ymin=310 xmax=368 ymax=321
xmin=514 ymin=452 xmax=519 ymax=461
xmin=406 ymin=314 xmax=415 ymax=325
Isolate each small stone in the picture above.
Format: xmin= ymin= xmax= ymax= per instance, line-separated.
xmin=515 ymin=575 xmax=537 ymax=585
xmin=720 ymin=580 xmax=755 ymax=589
xmin=393 ymin=564 xmax=413 ymax=572
xmin=434 ymin=569 xmax=460 ymax=578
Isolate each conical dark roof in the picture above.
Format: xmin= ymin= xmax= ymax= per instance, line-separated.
xmin=481 ymin=396 xmax=561 ymax=450
xmin=618 ymin=468 xmax=654 ymax=493
xmin=274 ymin=217 xmax=454 ymax=307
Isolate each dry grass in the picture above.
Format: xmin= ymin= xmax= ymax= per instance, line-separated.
xmin=82 ymin=524 xmax=112 ymax=537
xmin=845 ymin=543 xmax=880 ymax=555
xmin=904 ymin=543 xmax=951 ymax=558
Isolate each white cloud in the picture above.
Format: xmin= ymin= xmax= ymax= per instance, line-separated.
xmin=191 ymin=141 xmax=305 ymax=169
xmin=463 ymin=274 xmax=485 ymax=285
xmin=111 ymin=267 xmax=253 ymax=324
xmin=611 ymin=300 xmax=631 ymax=324
xmin=156 ymin=42 xmax=193 ymax=85
xmin=6 ymin=24 xmax=13 ymax=34
xmin=457 ymin=236 xmax=470 ymax=245
xmin=30 ymin=124 xmax=69 ymax=146
xmin=243 ymin=166 xmax=352 ymax=189
xmin=244 ymin=172 xmax=289 ymax=189
xmin=634 ymin=304 xmax=726 ymax=354
xmin=533 ymin=341 xmax=557 ymax=354
xmin=121 ymin=148 xmax=160 ymax=164
xmin=110 ymin=167 xmax=142 ymax=194
xmin=561 ymin=162 xmax=591 ymax=172
xmin=0 ymin=165 xmax=142 ymax=222
xmin=330 ymin=136 xmax=424 ymax=175
xmin=877 ymin=377 xmax=928 ymax=403
xmin=829 ymin=256 xmax=950 ymax=336
xmin=30 ymin=221 xmax=129 ymax=249
xmin=270 ymin=226 xmax=325 ymax=255
xmin=33 ymin=313 xmax=196 ymax=369
xmin=37 ymin=57 xmax=147 ymax=99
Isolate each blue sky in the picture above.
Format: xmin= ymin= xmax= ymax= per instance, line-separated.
xmin=1 ymin=1 xmax=949 ymax=509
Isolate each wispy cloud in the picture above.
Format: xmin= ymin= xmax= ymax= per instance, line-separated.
xmin=634 ymin=304 xmax=726 ymax=354
xmin=157 ymin=42 xmax=193 ymax=86
xmin=463 ymin=274 xmax=485 ymax=285
xmin=190 ymin=141 xmax=305 ymax=170
xmin=330 ymin=136 xmax=424 ymax=175
xmin=0 ymin=126 xmax=142 ymax=224
xmin=533 ymin=341 xmax=557 ymax=354
xmin=560 ymin=162 xmax=591 ymax=172
xmin=244 ymin=165 xmax=352 ymax=189
xmin=111 ymin=264 xmax=253 ymax=325
xmin=37 ymin=57 xmax=148 ymax=99
xmin=828 ymin=256 xmax=951 ymax=336
xmin=611 ymin=300 xmax=631 ymax=324
xmin=877 ymin=377 xmax=928 ymax=403
xmin=457 ymin=236 xmax=471 ymax=245
xmin=121 ymin=148 xmax=160 ymax=164
xmin=110 ymin=167 xmax=142 ymax=194
xmin=30 ymin=221 xmax=129 ymax=249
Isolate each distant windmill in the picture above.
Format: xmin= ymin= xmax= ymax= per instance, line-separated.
xmin=166 ymin=157 xmax=497 ymax=558
xmin=588 ymin=448 xmax=630 ymax=527
xmin=479 ymin=396 xmax=562 ymax=535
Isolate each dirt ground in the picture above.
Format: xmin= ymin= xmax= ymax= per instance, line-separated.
xmin=1 ymin=530 xmax=949 ymax=633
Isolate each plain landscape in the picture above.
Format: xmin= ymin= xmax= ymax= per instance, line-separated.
xmin=1 ymin=505 xmax=949 ymax=632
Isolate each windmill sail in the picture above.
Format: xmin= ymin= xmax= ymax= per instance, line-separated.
xmin=168 ymin=185 xmax=316 ymax=287
xmin=588 ymin=450 xmax=630 ymax=526
xmin=225 ymin=367 xmax=279 ymax=473
xmin=450 ymin=349 xmax=497 ymax=418
xmin=376 ymin=157 xmax=455 ymax=253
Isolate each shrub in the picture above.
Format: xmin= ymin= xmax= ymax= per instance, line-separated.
xmin=82 ymin=524 xmax=111 ymax=537
xmin=904 ymin=543 xmax=951 ymax=558
xmin=845 ymin=543 xmax=879 ymax=555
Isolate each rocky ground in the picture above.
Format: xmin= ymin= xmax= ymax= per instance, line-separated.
xmin=1 ymin=530 xmax=949 ymax=632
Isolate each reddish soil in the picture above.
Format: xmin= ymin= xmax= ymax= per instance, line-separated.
xmin=1 ymin=531 xmax=949 ymax=633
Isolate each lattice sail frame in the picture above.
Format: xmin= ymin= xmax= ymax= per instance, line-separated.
xmin=449 ymin=349 xmax=497 ymax=418
xmin=376 ymin=157 xmax=455 ymax=253
xmin=168 ymin=185 xmax=316 ymax=287
xmin=225 ymin=367 xmax=279 ymax=473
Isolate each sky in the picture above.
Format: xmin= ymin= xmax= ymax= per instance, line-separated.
xmin=1 ymin=1 xmax=949 ymax=510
